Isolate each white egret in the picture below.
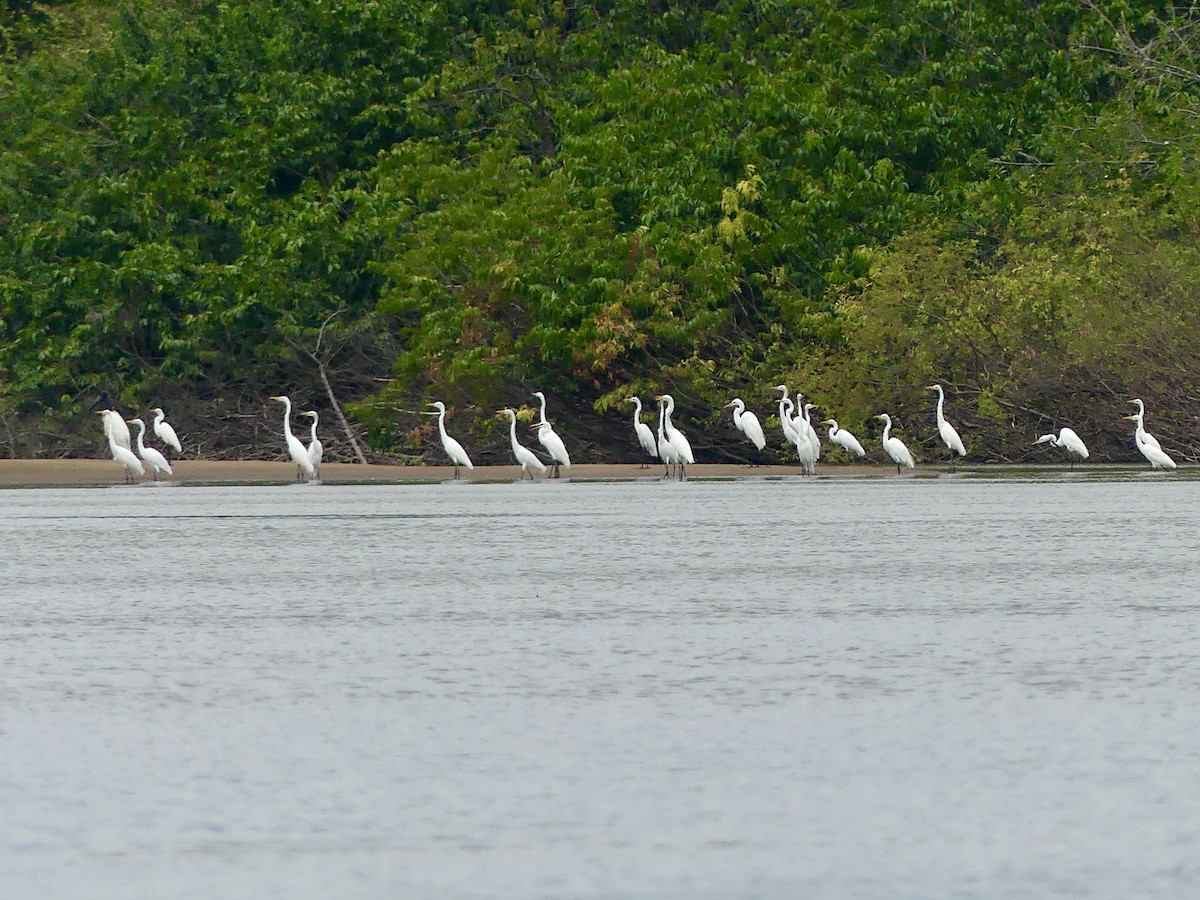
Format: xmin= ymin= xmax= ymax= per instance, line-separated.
xmin=778 ymin=397 xmax=815 ymax=474
xmin=929 ymin=384 xmax=966 ymax=469
xmin=151 ymin=407 xmax=182 ymax=457
xmin=1032 ymin=428 xmax=1089 ymax=469
xmin=531 ymin=391 xmax=571 ymax=478
xmin=656 ymin=396 xmax=681 ymax=478
xmin=1127 ymin=399 xmax=1163 ymax=452
xmin=126 ymin=418 xmax=172 ymax=480
xmin=88 ymin=391 xmax=132 ymax=451
xmin=1124 ymin=410 xmax=1176 ymax=470
xmin=774 ymin=386 xmax=801 ymax=445
xmin=502 ymin=407 xmax=546 ymax=479
xmin=301 ymin=410 xmax=323 ymax=481
xmin=876 ymin=414 xmax=916 ymax=474
xmin=656 ymin=394 xmax=695 ymax=480
xmin=425 ymin=400 xmax=474 ymax=478
xmin=800 ymin=401 xmax=822 ymax=460
xmin=96 ymin=411 xmax=143 ymax=482
xmin=725 ymin=398 xmax=767 ymax=455
xmin=270 ymin=395 xmax=316 ymax=482
xmin=625 ymin=397 xmax=659 ymax=467
xmin=824 ymin=419 xmax=866 ymax=458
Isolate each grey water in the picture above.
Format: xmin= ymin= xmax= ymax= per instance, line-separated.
xmin=2 ymin=472 xmax=1200 ymax=898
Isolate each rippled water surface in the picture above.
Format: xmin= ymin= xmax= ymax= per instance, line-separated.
xmin=3 ymin=472 xmax=1200 ymax=898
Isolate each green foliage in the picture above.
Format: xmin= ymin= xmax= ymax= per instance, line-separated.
xmin=0 ymin=0 xmax=1194 ymax=460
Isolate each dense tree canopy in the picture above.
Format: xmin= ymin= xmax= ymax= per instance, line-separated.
xmin=1 ymin=0 xmax=1197 ymax=463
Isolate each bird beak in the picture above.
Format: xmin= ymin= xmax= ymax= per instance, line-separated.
xmin=1122 ymin=415 xmax=1137 ymax=421
xmin=1127 ymin=400 xmax=1140 ymax=405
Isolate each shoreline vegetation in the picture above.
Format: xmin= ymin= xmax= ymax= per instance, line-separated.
xmin=0 ymin=459 xmax=1179 ymax=489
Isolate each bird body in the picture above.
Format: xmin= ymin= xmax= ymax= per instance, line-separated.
xmin=1125 ymin=410 xmax=1176 ymax=470
xmin=876 ymin=414 xmax=916 ymax=473
xmin=127 ymin=417 xmax=172 ymax=480
xmin=656 ymin=397 xmax=681 ymax=478
xmin=503 ymin=408 xmax=546 ymax=478
xmin=532 ymin=391 xmax=571 ymax=477
xmin=426 ymin=400 xmax=474 ymax=478
xmin=800 ymin=402 xmax=822 ymax=460
xmin=151 ymin=407 xmax=182 ymax=456
xmin=302 ymin=411 xmax=323 ymax=481
xmin=626 ymin=397 xmax=659 ymax=466
xmin=1128 ymin=399 xmax=1163 ymax=452
xmin=270 ymin=395 xmax=316 ymax=482
xmin=726 ymin=398 xmax=767 ymax=452
xmin=929 ymin=384 xmax=966 ymax=467
xmin=95 ymin=411 xmax=143 ymax=482
xmin=775 ymin=388 xmax=800 ymax=445
xmin=100 ymin=409 xmax=132 ymax=452
xmin=657 ymin=394 xmax=694 ymax=479
xmin=1033 ymin=428 xmax=1089 ymax=468
xmin=824 ymin=419 xmax=866 ymax=458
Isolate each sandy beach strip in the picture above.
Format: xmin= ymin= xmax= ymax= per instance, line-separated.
xmin=0 ymin=458 xmax=885 ymax=487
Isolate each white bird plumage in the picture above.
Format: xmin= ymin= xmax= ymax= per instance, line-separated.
xmin=270 ymin=395 xmax=316 ymax=482
xmin=781 ymin=397 xmax=816 ymax=475
xmin=1125 ymin=402 xmax=1176 ymax=470
xmin=301 ymin=410 xmax=323 ymax=481
xmin=929 ymin=384 xmax=966 ymax=468
xmin=127 ymin=417 xmax=173 ymax=480
xmin=726 ymin=398 xmax=767 ymax=453
xmin=774 ymin=385 xmax=801 ymax=446
xmin=1032 ymin=427 xmax=1089 ymax=469
xmin=656 ymin=394 xmax=694 ymax=480
xmin=532 ymin=391 xmax=571 ymax=478
xmin=101 ymin=409 xmax=132 ymax=452
xmin=656 ymin=396 xmax=681 ymax=478
xmin=626 ymin=397 xmax=659 ymax=467
xmin=426 ymin=400 xmax=474 ymax=478
xmin=96 ymin=410 xmax=143 ymax=482
xmin=151 ymin=407 xmax=182 ymax=456
xmin=876 ymin=413 xmax=916 ymax=473
xmin=503 ymin=407 xmax=546 ymax=479
xmin=800 ymin=402 xmax=822 ymax=461
xmin=824 ymin=419 xmax=866 ymax=458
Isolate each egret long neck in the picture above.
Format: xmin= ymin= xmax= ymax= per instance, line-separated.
xmin=280 ymin=398 xmax=294 ymax=437
xmin=935 ymin=388 xmax=945 ymax=424
xmin=134 ymin=421 xmax=146 ymax=452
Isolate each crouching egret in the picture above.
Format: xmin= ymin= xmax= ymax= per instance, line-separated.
xmin=824 ymin=419 xmax=866 ymax=459
xmin=425 ymin=400 xmax=474 ymax=478
xmin=1032 ymin=428 xmax=1089 ymax=469
xmin=929 ymin=384 xmax=966 ymax=470
xmin=502 ymin=407 xmax=546 ymax=479
xmin=270 ymin=395 xmax=316 ymax=482
xmin=876 ymin=414 xmax=915 ymax=474
xmin=626 ymin=397 xmax=659 ymax=467
xmin=127 ymin=417 xmax=172 ymax=481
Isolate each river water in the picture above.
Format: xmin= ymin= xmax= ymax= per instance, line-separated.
xmin=2 ymin=471 xmax=1199 ymax=898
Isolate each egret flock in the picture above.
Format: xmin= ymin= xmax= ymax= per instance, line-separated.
xmin=91 ymin=384 xmax=1179 ymax=483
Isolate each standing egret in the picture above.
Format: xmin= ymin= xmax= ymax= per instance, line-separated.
xmin=425 ymin=400 xmax=474 ymax=479
xmin=1032 ymin=428 xmax=1089 ymax=469
xmin=151 ymin=407 xmax=183 ymax=457
xmin=96 ymin=411 xmax=143 ymax=482
xmin=774 ymin=386 xmax=801 ymax=445
xmin=656 ymin=394 xmax=695 ymax=480
xmin=800 ymin=401 xmax=822 ymax=460
xmin=531 ymin=391 xmax=571 ymax=477
xmin=656 ymin=396 xmax=681 ymax=478
xmin=1127 ymin=399 xmax=1163 ymax=452
xmin=626 ymin=397 xmax=659 ymax=467
xmin=824 ymin=419 xmax=866 ymax=459
xmin=876 ymin=414 xmax=916 ymax=474
xmin=1124 ymin=409 xmax=1176 ymax=470
xmin=928 ymin=384 xmax=966 ymax=469
xmin=779 ymin=397 xmax=815 ymax=474
xmin=502 ymin=408 xmax=546 ymax=479
xmin=270 ymin=395 xmax=316 ymax=482
xmin=725 ymin=398 xmax=767 ymax=456
xmin=301 ymin=410 xmax=323 ymax=481
xmin=127 ymin=418 xmax=173 ymax=481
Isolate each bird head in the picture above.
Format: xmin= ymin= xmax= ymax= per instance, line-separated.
xmin=823 ymin=419 xmax=837 ymax=427
xmin=125 ymin=417 xmax=144 ymax=427
xmin=1032 ymin=434 xmax=1055 ymax=446
xmin=424 ymin=400 xmax=447 ymax=415
xmin=270 ymin=395 xmax=286 ymax=403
